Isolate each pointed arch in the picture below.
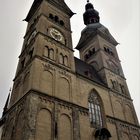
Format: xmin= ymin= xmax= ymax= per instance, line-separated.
xmin=88 ymin=89 xmax=104 ymax=128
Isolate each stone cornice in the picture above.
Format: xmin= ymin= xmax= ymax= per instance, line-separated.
xmin=106 ymin=115 xmax=140 ymax=129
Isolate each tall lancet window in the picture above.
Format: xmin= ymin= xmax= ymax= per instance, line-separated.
xmin=88 ymin=90 xmax=103 ymax=128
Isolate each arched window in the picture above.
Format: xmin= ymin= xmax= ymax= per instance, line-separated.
xmin=64 ymin=55 xmax=68 ymax=66
xmin=49 ymin=13 xmax=54 ymax=19
xmin=59 ymin=53 xmax=64 ymax=64
xmin=49 ymin=48 xmax=54 ymax=60
xmin=88 ymin=90 xmax=103 ymax=128
xmin=44 ymin=46 xmax=49 ymax=58
xmin=54 ymin=16 xmax=59 ymax=22
xmin=84 ymin=54 xmax=89 ymax=61
xmin=60 ymin=20 xmax=64 ymax=26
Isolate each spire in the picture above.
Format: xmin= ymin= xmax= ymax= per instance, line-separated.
xmin=83 ymin=1 xmax=100 ymax=25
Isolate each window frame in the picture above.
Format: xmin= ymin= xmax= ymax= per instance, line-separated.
xmin=88 ymin=91 xmax=104 ymax=128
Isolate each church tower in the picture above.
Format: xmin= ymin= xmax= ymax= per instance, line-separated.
xmin=0 ymin=0 xmax=76 ymax=139
xmin=9 ymin=0 xmax=75 ymax=106
xmin=76 ymin=2 xmax=130 ymax=97
xmin=0 ymin=0 xmax=140 ymax=140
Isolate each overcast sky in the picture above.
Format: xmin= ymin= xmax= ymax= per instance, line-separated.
xmin=0 ymin=0 xmax=139 ymax=121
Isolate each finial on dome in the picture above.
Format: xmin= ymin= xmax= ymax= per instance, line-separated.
xmin=83 ymin=1 xmax=100 ymax=25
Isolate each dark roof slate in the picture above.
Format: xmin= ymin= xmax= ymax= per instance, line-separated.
xmin=25 ymin=0 xmax=43 ymax=22
xmin=74 ymin=57 xmax=105 ymax=86
xmin=25 ymin=0 xmax=74 ymax=22
xmin=76 ymin=23 xmax=118 ymax=50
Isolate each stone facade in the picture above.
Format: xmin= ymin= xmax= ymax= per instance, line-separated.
xmin=0 ymin=0 xmax=140 ymax=140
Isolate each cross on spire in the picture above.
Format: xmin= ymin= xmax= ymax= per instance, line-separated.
xmin=87 ymin=0 xmax=89 ymax=3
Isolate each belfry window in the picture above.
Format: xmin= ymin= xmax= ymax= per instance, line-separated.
xmin=49 ymin=13 xmax=54 ymax=19
xmin=88 ymin=91 xmax=103 ymax=128
xmin=84 ymin=47 xmax=96 ymax=61
xmin=60 ymin=20 xmax=64 ymax=26
xmin=54 ymin=16 xmax=59 ymax=22
xmin=49 ymin=13 xmax=65 ymax=26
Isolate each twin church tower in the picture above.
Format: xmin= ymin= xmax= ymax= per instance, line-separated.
xmin=0 ymin=0 xmax=140 ymax=139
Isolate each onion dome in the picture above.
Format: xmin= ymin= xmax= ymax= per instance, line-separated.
xmin=83 ymin=1 xmax=100 ymax=25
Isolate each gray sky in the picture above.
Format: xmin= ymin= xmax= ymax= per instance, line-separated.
xmin=0 ymin=0 xmax=139 ymax=121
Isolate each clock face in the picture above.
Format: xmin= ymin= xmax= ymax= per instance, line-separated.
xmin=49 ymin=28 xmax=64 ymax=42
